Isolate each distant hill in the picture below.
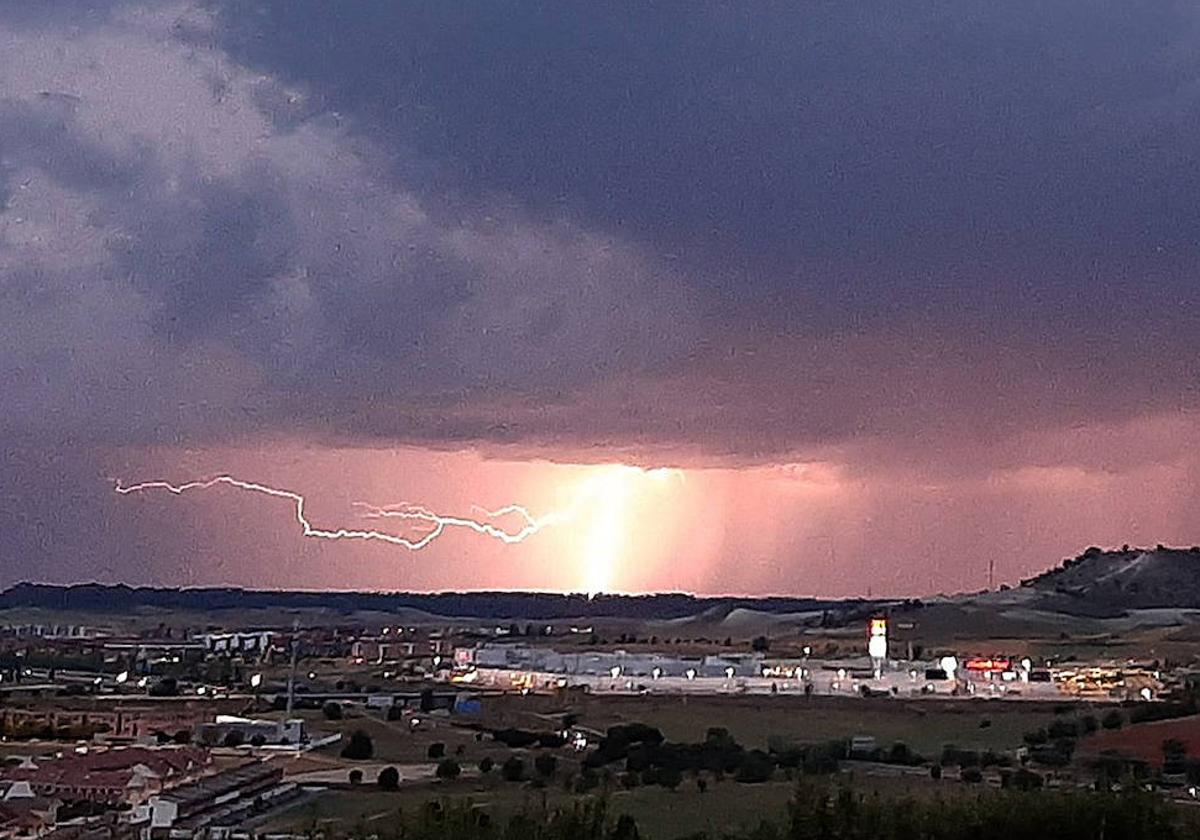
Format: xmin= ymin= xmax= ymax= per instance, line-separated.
xmin=0 ymin=582 xmax=872 ymax=622
xmin=1011 ymin=546 xmax=1200 ymax=614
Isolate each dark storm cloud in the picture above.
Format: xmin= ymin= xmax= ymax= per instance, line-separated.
xmin=214 ymin=3 xmax=1200 ymax=269
xmin=0 ymin=1 xmax=1198 ymax=592
xmin=0 ymin=0 xmax=1193 ymax=462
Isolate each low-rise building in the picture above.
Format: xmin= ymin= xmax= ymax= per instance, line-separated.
xmin=0 ymin=747 xmax=211 ymax=809
xmin=146 ymin=761 xmax=289 ymax=838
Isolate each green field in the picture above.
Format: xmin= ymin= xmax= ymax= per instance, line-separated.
xmin=546 ymin=693 xmax=1070 ymax=757
xmin=261 ymin=773 xmax=952 ymax=839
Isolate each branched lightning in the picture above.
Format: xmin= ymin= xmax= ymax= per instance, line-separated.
xmin=114 ymin=475 xmax=557 ymax=550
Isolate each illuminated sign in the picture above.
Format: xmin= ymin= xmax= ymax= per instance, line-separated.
xmin=964 ymin=658 xmax=1011 ymax=672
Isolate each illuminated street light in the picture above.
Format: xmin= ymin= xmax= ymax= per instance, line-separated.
xmin=610 ymin=665 xmax=621 ymax=679
xmin=651 ymin=667 xmax=662 ymax=680
xmin=116 ymin=671 xmax=129 ymax=685
xmin=685 ymin=668 xmax=696 ymax=681
xmin=250 ymin=673 xmax=263 ymax=689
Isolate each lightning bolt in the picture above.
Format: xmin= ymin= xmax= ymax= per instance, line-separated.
xmin=114 ymin=475 xmax=557 ymax=550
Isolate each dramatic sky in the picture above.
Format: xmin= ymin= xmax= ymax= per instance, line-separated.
xmin=2 ymin=2 xmax=1198 ymax=596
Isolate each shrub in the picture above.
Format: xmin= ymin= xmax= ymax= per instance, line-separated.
xmin=323 ymin=701 xmax=343 ymax=721
xmin=222 ymin=730 xmax=244 ymax=748
xmin=341 ymin=730 xmax=374 ymax=760
xmin=492 ymin=728 xmax=540 ymax=749
xmin=735 ymin=750 xmax=775 ymax=784
xmin=930 ymin=764 xmax=942 ymax=780
xmin=501 ymin=756 xmax=525 ymax=782
xmin=574 ymin=768 xmax=600 ymax=793
xmin=961 ymin=767 xmax=983 ymax=784
xmin=537 ymin=732 xmax=567 ymax=749
xmin=348 ymin=769 xmax=363 ymax=785
xmin=378 ymin=766 xmax=400 ymax=790
xmin=1011 ymin=768 xmax=1044 ymax=791
xmin=478 ymin=757 xmax=495 ymax=774
xmin=1047 ymin=720 xmax=1079 ymax=740
xmin=534 ymin=753 xmax=558 ymax=778
xmin=428 ymin=742 xmax=446 ymax=759
xmin=1081 ymin=715 xmax=1099 ymax=734
xmin=612 ymin=815 xmax=641 ymax=840
xmin=886 ymin=742 xmax=923 ymax=766
xmin=435 ymin=759 xmax=461 ymax=780
xmin=1102 ymin=710 xmax=1124 ymax=730
xmin=656 ymin=766 xmax=683 ymax=789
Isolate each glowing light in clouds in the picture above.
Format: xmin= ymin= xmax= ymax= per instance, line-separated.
xmin=571 ymin=466 xmax=681 ymax=596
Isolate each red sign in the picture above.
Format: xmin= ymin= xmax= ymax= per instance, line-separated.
xmin=965 ymin=658 xmax=1011 ymax=672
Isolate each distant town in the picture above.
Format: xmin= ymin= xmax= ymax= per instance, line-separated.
xmin=4 ymin=548 xmax=1200 ymax=839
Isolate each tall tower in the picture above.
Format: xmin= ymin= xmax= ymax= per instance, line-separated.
xmin=868 ymin=617 xmax=887 ymax=678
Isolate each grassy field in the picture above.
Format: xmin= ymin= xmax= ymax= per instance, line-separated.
xmin=261 ymin=771 xmax=955 ymax=839
xmin=538 ymin=693 xmax=1071 ymax=757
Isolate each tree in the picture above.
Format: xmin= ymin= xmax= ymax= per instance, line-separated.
xmin=323 ymin=701 xmax=343 ymax=721
xmin=378 ymin=766 xmax=400 ymax=790
xmin=348 ymin=769 xmax=363 ymax=785
xmin=1011 ymin=768 xmax=1043 ymax=791
xmin=419 ymin=688 xmax=436 ymax=713
xmin=478 ymin=756 xmax=495 ymax=774
xmin=534 ymin=753 xmax=558 ymax=778
xmin=501 ymin=756 xmax=525 ymax=782
xmin=1163 ymin=739 xmax=1188 ymax=774
xmin=735 ymin=750 xmax=774 ymax=784
xmin=435 ymin=759 xmax=461 ymax=780
xmin=428 ymin=742 xmax=446 ymax=759
xmin=341 ymin=730 xmax=374 ymax=760
xmin=751 ymin=635 xmax=770 ymax=652
xmin=656 ymin=766 xmax=683 ymax=789
xmin=1102 ymin=710 xmax=1124 ymax=730
xmin=611 ymin=814 xmax=641 ymax=840
xmin=930 ymin=764 xmax=942 ymax=780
